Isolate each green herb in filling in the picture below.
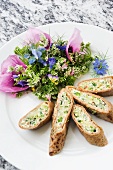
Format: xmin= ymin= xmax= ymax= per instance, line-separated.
xmin=85 ymin=126 xmax=96 ymax=132
xmin=92 ymin=82 xmax=97 ymax=86
xmin=55 ymin=92 xmax=71 ymax=130
xmin=22 ymin=103 xmax=48 ymax=126
xmin=74 ymin=91 xmax=81 ymax=96
xmin=80 ymin=78 xmax=112 ymax=92
xmin=73 ymin=107 xmax=98 ymax=133
xmin=72 ymin=89 xmax=107 ymax=111
xmin=58 ymin=117 xmax=63 ymax=122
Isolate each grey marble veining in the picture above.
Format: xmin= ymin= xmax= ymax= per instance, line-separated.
xmin=0 ymin=0 xmax=113 ymax=48
xmin=0 ymin=0 xmax=113 ymax=169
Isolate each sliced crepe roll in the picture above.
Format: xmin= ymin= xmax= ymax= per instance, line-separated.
xmin=67 ymin=86 xmax=113 ymax=123
xmin=49 ymin=88 xmax=74 ymax=156
xmin=19 ymin=101 xmax=54 ymax=130
xmin=77 ymin=76 xmax=113 ymax=96
xmin=72 ymin=104 xmax=108 ymax=146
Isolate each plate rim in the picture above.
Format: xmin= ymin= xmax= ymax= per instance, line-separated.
xmin=0 ymin=21 xmax=113 ymax=170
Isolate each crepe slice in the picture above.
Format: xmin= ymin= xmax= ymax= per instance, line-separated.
xmin=66 ymin=86 xmax=113 ymax=123
xmin=77 ymin=76 xmax=113 ymax=97
xmin=72 ymin=104 xmax=108 ymax=146
xmin=19 ymin=101 xmax=54 ymax=130
xmin=49 ymin=88 xmax=74 ymax=156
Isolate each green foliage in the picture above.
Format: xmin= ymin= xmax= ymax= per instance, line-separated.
xmin=14 ymin=40 xmax=93 ymax=100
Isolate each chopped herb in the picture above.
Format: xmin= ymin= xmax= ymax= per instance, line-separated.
xmin=78 ymin=119 xmax=82 ymax=122
xmin=92 ymin=82 xmax=97 ymax=86
xmin=74 ymin=92 xmax=81 ymax=96
xmin=58 ymin=117 xmax=63 ymax=122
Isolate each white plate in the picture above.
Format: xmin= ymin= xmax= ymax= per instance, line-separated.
xmin=0 ymin=22 xmax=113 ymax=170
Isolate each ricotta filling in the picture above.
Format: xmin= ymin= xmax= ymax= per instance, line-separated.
xmin=79 ymin=78 xmax=113 ymax=92
xmin=73 ymin=106 xmax=99 ymax=133
xmin=71 ymin=89 xmax=108 ymax=111
xmin=54 ymin=92 xmax=71 ymax=132
xmin=20 ymin=103 xmax=48 ymax=128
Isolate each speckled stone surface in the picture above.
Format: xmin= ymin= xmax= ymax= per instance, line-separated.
xmin=0 ymin=0 xmax=113 ymax=169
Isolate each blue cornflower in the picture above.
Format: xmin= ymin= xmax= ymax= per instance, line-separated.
xmin=24 ymin=54 xmax=30 ymax=59
xmin=29 ymin=57 xmax=36 ymax=65
xmin=29 ymin=47 xmax=46 ymax=66
xmin=38 ymin=58 xmax=47 ymax=66
xmin=31 ymin=49 xmax=42 ymax=59
xmin=56 ymin=45 xmax=66 ymax=51
xmin=37 ymin=47 xmax=46 ymax=52
xmin=48 ymin=57 xmax=56 ymax=69
xmin=93 ymin=58 xmax=109 ymax=75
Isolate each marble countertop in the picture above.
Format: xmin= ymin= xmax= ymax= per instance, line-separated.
xmin=0 ymin=0 xmax=113 ymax=169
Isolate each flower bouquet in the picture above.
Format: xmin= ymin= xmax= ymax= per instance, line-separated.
xmin=0 ymin=27 xmax=109 ymax=100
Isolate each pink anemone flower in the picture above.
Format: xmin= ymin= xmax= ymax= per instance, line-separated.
xmin=25 ymin=27 xmax=52 ymax=49
xmin=0 ymin=55 xmax=29 ymax=93
xmin=66 ymin=28 xmax=82 ymax=61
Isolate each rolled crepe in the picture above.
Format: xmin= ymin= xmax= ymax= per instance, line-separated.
xmin=49 ymin=88 xmax=74 ymax=156
xmin=19 ymin=101 xmax=54 ymax=130
xmin=72 ymin=104 xmax=108 ymax=146
xmin=67 ymin=86 xmax=113 ymax=123
xmin=77 ymin=76 xmax=113 ymax=97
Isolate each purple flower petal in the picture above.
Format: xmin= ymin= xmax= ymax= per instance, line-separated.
xmin=56 ymin=45 xmax=66 ymax=51
xmin=1 ymin=55 xmax=27 ymax=74
xmin=66 ymin=28 xmax=82 ymax=61
xmin=48 ymin=74 xmax=59 ymax=84
xmin=17 ymin=80 xmax=28 ymax=87
xmin=48 ymin=57 xmax=56 ymax=69
xmin=52 ymin=75 xmax=59 ymax=80
xmin=26 ymin=27 xmax=51 ymax=49
xmin=0 ymin=73 xmax=28 ymax=92
xmin=48 ymin=74 xmax=52 ymax=79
